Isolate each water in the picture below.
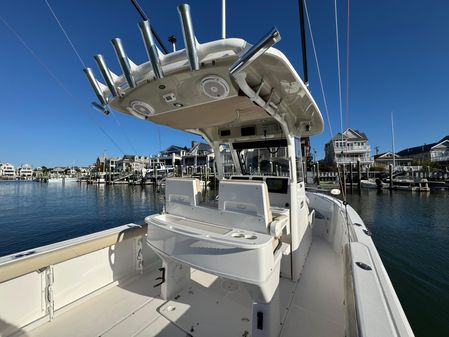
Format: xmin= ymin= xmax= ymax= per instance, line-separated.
xmin=0 ymin=181 xmax=164 ymax=256
xmin=346 ymin=189 xmax=449 ymax=337
xmin=0 ymin=181 xmax=448 ymax=336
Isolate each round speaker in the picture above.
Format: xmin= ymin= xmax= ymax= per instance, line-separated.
xmin=129 ymin=100 xmax=154 ymax=116
xmin=201 ymin=76 xmax=230 ymax=99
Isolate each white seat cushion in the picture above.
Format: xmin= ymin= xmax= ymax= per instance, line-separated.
xmin=166 ymin=178 xmax=201 ymax=216
xmin=219 ymin=180 xmax=272 ymax=231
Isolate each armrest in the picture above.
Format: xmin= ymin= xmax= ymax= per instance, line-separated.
xmin=269 ymin=215 xmax=288 ymax=238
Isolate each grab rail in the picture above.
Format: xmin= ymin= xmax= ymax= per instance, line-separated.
xmin=0 ymin=224 xmax=147 ymax=283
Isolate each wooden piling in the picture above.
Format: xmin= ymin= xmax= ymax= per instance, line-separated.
xmin=349 ymin=164 xmax=353 ymax=193
xmin=389 ymin=164 xmax=393 ymax=190
xmin=357 ymin=159 xmax=361 ymax=190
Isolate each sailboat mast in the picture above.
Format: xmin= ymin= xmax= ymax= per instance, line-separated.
xmin=391 ymin=111 xmax=396 ymax=169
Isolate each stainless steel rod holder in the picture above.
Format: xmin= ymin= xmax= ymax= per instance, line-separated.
xmin=94 ymin=54 xmax=118 ymax=97
xmin=177 ymin=4 xmax=200 ymax=71
xmin=139 ymin=20 xmax=164 ymax=79
xmin=111 ymin=38 xmax=136 ymax=88
xmin=83 ymin=67 xmax=107 ymax=105
xmin=229 ymin=27 xmax=281 ymax=76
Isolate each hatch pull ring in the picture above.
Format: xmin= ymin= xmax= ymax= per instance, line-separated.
xmin=154 ymin=267 xmax=166 ymax=287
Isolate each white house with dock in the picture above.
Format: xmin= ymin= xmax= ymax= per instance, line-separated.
xmin=397 ymin=135 xmax=449 ymax=163
xmin=16 ymin=164 xmax=33 ymax=179
xmin=430 ymin=138 xmax=449 ymax=162
xmin=324 ymin=128 xmax=373 ymax=167
xmin=0 ymin=163 xmax=15 ymax=179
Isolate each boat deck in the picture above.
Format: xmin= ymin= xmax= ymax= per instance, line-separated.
xmin=20 ymin=237 xmax=344 ymax=337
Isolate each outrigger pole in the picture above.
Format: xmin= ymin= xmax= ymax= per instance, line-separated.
xmin=130 ymin=0 xmax=169 ymax=54
xmin=298 ymin=0 xmax=309 ymax=85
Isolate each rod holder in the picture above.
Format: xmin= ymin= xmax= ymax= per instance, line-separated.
xmin=83 ymin=68 xmax=107 ymax=105
xmin=139 ymin=20 xmax=164 ymax=79
xmin=111 ymin=38 xmax=136 ymax=88
xmin=91 ymin=101 xmax=110 ymax=116
xmin=94 ymin=54 xmax=118 ymax=97
xmin=229 ymin=27 xmax=281 ymax=76
xmin=177 ymin=4 xmax=200 ymax=71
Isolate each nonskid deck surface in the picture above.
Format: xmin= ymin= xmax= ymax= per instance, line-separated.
xmin=22 ymin=237 xmax=343 ymax=337
xmin=280 ymin=237 xmax=345 ymax=337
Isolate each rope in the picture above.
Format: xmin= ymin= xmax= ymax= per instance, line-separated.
xmin=334 ymin=0 xmax=344 ymax=137
xmin=44 ymin=0 xmax=141 ymax=155
xmin=0 ymin=14 xmax=126 ymax=155
xmin=44 ymin=0 xmax=87 ymax=68
xmin=110 ymin=111 xmax=138 ymax=154
xmin=303 ymin=0 xmax=333 ymax=138
xmin=345 ymin=0 xmax=350 ymax=130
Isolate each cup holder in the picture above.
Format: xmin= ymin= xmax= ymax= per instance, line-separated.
xmin=231 ymin=232 xmax=257 ymax=240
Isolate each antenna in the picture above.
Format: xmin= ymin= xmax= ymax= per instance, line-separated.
xmin=168 ymin=35 xmax=177 ymax=52
xmin=391 ymin=111 xmax=396 ymax=169
xmin=222 ymin=0 xmax=226 ymax=39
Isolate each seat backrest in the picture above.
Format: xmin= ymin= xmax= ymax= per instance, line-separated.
xmin=165 ymin=178 xmax=201 ymax=216
xmin=219 ymin=180 xmax=272 ymax=232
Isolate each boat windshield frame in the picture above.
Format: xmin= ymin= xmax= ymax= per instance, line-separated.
xmin=232 ymin=139 xmax=290 ymax=177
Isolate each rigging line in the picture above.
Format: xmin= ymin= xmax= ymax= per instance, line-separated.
xmin=44 ymin=0 xmax=86 ymax=68
xmin=334 ymin=0 xmax=344 ymax=136
xmin=110 ymin=111 xmax=138 ymax=154
xmin=44 ymin=0 xmax=139 ymax=155
xmin=0 ymin=14 xmax=74 ymax=100
xmin=156 ymin=126 xmax=162 ymax=152
xmin=0 ymin=14 xmax=125 ymax=155
xmin=345 ymin=0 xmax=350 ymax=130
xmin=303 ymin=0 xmax=333 ymax=138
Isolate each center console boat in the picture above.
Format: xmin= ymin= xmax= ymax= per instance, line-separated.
xmin=0 ymin=3 xmax=414 ymax=337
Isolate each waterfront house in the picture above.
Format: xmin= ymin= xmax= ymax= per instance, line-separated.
xmin=0 ymin=163 xmax=16 ymax=178
xmin=49 ymin=167 xmax=66 ymax=178
xmin=182 ymin=141 xmax=214 ymax=168
xmin=397 ymin=135 xmax=449 ymax=163
xmin=373 ymin=152 xmax=412 ymax=170
xmin=324 ymin=128 xmax=373 ymax=167
xmin=96 ymin=156 xmax=121 ymax=172
xmin=17 ymin=164 xmax=33 ymax=179
xmin=116 ymin=155 xmax=150 ymax=173
xmin=151 ymin=146 xmax=184 ymax=168
xmin=430 ymin=139 xmax=449 ymax=163
xmin=159 ymin=145 xmax=188 ymax=157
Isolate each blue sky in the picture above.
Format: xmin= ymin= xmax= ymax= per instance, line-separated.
xmin=0 ymin=0 xmax=448 ymax=167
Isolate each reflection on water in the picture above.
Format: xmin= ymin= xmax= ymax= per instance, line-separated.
xmin=0 ymin=181 xmax=164 ymax=257
xmin=346 ymin=189 xmax=449 ymax=337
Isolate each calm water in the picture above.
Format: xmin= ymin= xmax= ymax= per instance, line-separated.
xmin=0 ymin=181 xmax=164 ymax=256
xmin=346 ymin=189 xmax=449 ymax=337
xmin=0 ymin=181 xmax=448 ymax=336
